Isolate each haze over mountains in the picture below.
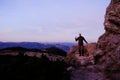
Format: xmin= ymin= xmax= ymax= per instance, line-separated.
xmin=0 ymin=42 xmax=76 ymax=52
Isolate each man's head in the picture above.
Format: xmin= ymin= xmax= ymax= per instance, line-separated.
xmin=79 ymin=33 xmax=81 ymax=36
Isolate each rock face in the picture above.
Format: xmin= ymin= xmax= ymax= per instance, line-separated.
xmin=66 ymin=43 xmax=97 ymax=67
xmin=68 ymin=0 xmax=120 ymax=80
xmin=97 ymin=0 xmax=120 ymax=67
xmin=86 ymin=43 xmax=97 ymax=56
xmin=96 ymin=0 xmax=120 ymax=79
xmin=70 ymin=65 xmax=106 ymax=80
xmin=104 ymin=0 xmax=120 ymax=33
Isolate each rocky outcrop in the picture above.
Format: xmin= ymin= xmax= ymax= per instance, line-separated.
xmin=95 ymin=1 xmax=120 ymax=79
xmin=0 ymin=47 xmax=70 ymax=80
xmin=86 ymin=43 xmax=97 ymax=56
xmin=67 ymin=43 xmax=97 ymax=56
xmin=68 ymin=0 xmax=120 ymax=80
xmin=0 ymin=47 xmax=66 ymax=62
xmin=97 ymin=0 xmax=120 ymax=69
xmin=70 ymin=65 xmax=106 ymax=80
xmin=104 ymin=0 xmax=120 ymax=33
xmin=65 ymin=43 xmax=96 ymax=67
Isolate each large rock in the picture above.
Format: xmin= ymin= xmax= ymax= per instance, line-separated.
xmin=96 ymin=0 xmax=120 ymax=79
xmin=68 ymin=0 xmax=120 ymax=80
xmin=67 ymin=43 xmax=97 ymax=56
xmin=104 ymin=0 xmax=120 ymax=33
xmin=66 ymin=0 xmax=120 ymax=80
xmin=65 ymin=43 xmax=96 ymax=67
xmin=86 ymin=43 xmax=97 ymax=56
xmin=70 ymin=65 xmax=106 ymax=80
xmin=97 ymin=0 xmax=120 ymax=65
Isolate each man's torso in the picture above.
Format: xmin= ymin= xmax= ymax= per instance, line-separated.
xmin=78 ymin=36 xmax=84 ymax=46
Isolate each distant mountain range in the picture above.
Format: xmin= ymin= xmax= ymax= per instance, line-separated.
xmin=0 ymin=42 xmax=76 ymax=52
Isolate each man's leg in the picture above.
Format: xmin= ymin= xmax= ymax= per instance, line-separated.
xmin=81 ymin=46 xmax=84 ymax=56
xmin=79 ymin=49 xmax=81 ymax=56
xmin=79 ymin=45 xmax=82 ymax=56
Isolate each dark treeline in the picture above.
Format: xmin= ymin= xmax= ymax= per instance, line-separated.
xmin=0 ymin=54 xmax=70 ymax=80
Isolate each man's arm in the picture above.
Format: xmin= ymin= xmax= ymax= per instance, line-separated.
xmin=75 ymin=37 xmax=79 ymax=41
xmin=83 ymin=37 xmax=88 ymax=44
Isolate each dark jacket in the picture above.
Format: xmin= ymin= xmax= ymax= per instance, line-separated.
xmin=75 ymin=36 xmax=87 ymax=46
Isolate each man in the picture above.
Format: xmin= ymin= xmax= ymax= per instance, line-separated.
xmin=75 ymin=33 xmax=88 ymax=56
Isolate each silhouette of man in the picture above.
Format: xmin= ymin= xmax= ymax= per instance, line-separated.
xmin=75 ymin=33 xmax=88 ymax=56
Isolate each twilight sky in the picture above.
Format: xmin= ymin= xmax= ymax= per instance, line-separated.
xmin=0 ymin=0 xmax=110 ymax=42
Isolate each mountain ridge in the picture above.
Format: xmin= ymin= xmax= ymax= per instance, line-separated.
xmin=0 ymin=42 xmax=76 ymax=52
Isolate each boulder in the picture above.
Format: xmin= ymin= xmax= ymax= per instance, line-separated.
xmin=97 ymin=0 xmax=120 ymax=66
xmin=66 ymin=43 xmax=96 ymax=67
xmin=69 ymin=0 xmax=120 ymax=80
xmin=85 ymin=43 xmax=97 ymax=56
xmin=96 ymin=0 xmax=120 ymax=79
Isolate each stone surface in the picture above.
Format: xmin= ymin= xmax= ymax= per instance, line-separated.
xmin=70 ymin=65 xmax=107 ymax=80
xmin=68 ymin=0 xmax=120 ymax=80
xmin=66 ymin=44 xmax=96 ymax=67
xmin=85 ymin=43 xmax=97 ymax=56
xmin=104 ymin=0 xmax=120 ymax=33
xmin=67 ymin=43 xmax=97 ymax=56
xmin=96 ymin=0 xmax=120 ymax=79
xmin=97 ymin=0 xmax=120 ymax=68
